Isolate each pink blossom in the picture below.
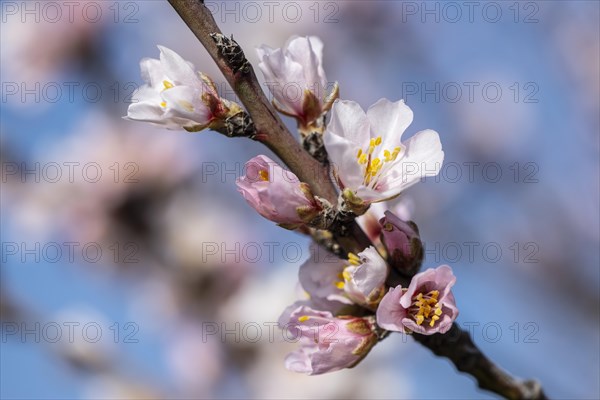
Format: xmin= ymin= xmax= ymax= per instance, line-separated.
xmin=235 ymin=155 xmax=321 ymax=227
xmin=281 ymin=305 xmax=377 ymax=375
xmin=376 ymin=265 xmax=458 ymax=335
xmin=256 ymin=36 xmax=337 ymax=132
xmin=299 ymin=245 xmax=388 ymax=308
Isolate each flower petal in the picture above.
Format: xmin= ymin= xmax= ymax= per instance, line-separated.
xmin=378 ymin=129 xmax=444 ymax=198
xmin=326 ymin=100 xmax=370 ymax=146
xmin=139 ymin=57 xmax=164 ymax=88
xmin=376 ymin=286 xmax=407 ymax=331
xmin=158 ymin=45 xmax=199 ymax=87
xmin=366 ymin=98 xmax=413 ymax=148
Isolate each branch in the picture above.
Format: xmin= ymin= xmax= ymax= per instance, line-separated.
xmin=167 ymin=0 xmax=371 ymax=254
xmin=167 ymin=1 xmax=549 ymax=399
xmin=167 ymin=0 xmax=336 ymax=202
xmin=413 ymin=323 xmax=548 ymax=400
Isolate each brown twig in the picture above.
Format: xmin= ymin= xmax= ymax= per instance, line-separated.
xmin=167 ymin=0 xmax=335 ymax=202
xmin=167 ymin=1 xmax=549 ymax=398
xmin=167 ymin=0 xmax=371 ymax=254
xmin=413 ymin=323 xmax=548 ymax=400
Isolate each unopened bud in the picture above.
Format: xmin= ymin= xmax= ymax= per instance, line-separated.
xmin=379 ymin=210 xmax=423 ymax=276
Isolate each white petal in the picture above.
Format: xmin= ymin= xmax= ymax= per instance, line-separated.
xmin=125 ymin=102 xmax=187 ymax=130
xmin=380 ymin=129 xmax=444 ymax=197
xmin=139 ymin=57 xmax=164 ymax=88
xmin=345 ymin=247 xmax=387 ymax=300
xmin=157 ymin=45 xmax=200 ymax=88
xmin=257 ymin=46 xmax=306 ymax=115
xmin=130 ymin=85 xmax=161 ymax=104
xmin=323 ymin=129 xmax=364 ymax=190
xmin=367 ymin=98 xmax=413 ymax=148
xmin=326 ymin=100 xmax=370 ymax=146
xmin=286 ymin=36 xmax=326 ymax=99
xmin=308 ymin=36 xmax=328 ymax=93
xmin=161 ymin=86 xmax=211 ymax=123
xmin=126 ymin=101 xmax=164 ymax=122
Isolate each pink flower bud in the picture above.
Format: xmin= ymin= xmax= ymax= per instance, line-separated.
xmin=236 ymin=155 xmax=321 ymax=228
xmin=376 ymin=265 xmax=458 ymax=335
xmin=282 ymin=305 xmax=378 ymax=375
xmin=380 ymin=210 xmax=423 ymax=276
xmin=256 ymin=36 xmax=338 ymax=132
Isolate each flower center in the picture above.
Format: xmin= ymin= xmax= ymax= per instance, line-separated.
xmin=258 ymin=169 xmax=269 ymax=181
xmin=410 ymin=290 xmax=443 ymax=327
xmin=355 ymin=136 xmax=402 ymax=186
xmin=333 ymin=252 xmax=361 ymax=289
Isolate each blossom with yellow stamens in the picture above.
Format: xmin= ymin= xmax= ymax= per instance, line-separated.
xmin=281 ymin=305 xmax=378 ymax=375
xmin=323 ymin=98 xmax=444 ymax=210
xmin=376 ymin=265 xmax=458 ymax=335
xmin=125 ymin=46 xmax=232 ymax=131
xmin=299 ymin=245 xmax=388 ymax=309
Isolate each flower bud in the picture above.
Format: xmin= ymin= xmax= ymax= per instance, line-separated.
xmin=236 ymin=155 xmax=322 ymax=228
xmin=379 ymin=210 xmax=423 ymax=276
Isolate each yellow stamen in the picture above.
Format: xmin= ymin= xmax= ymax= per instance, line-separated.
xmin=160 ymin=101 xmax=167 ymax=108
xmin=354 ymin=136 xmax=402 ymax=187
xmin=298 ymin=316 xmax=310 ymax=322
xmin=163 ymin=80 xmax=174 ymax=90
xmin=347 ymin=252 xmax=361 ymax=266
xmin=334 ymin=281 xmax=345 ymax=289
xmin=342 ymin=269 xmax=352 ymax=281
xmin=258 ymin=170 xmax=269 ymax=181
xmin=412 ymin=290 xmax=443 ymax=327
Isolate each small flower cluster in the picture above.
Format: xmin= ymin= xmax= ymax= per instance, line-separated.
xmin=127 ymin=37 xmax=457 ymax=376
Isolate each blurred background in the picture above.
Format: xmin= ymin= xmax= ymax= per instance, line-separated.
xmin=1 ymin=1 xmax=598 ymax=399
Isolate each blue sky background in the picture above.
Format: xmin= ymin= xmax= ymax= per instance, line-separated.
xmin=1 ymin=1 xmax=599 ymax=399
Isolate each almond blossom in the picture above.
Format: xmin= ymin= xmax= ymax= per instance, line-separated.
xmin=256 ymin=36 xmax=338 ymax=133
xmin=299 ymin=245 xmax=388 ymax=309
xmin=236 ymin=155 xmax=322 ymax=228
xmin=376 ymin=265 xmax=458 ymax=335
xmin=281 ymin=305 xmax=377 ymax=375
xmin=126 ymin=46 xmax=233 ymax=131
xmin=323 ymin=98 xmax=444 ymax=208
